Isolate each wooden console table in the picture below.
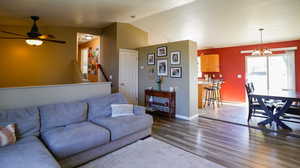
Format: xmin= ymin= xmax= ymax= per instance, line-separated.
xmin=144 ymin=89 xmax=176 ymax=118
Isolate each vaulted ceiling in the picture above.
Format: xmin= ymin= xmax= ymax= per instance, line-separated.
xmin=0 ymin=0 xmax=194 ymax=27
xmin=1 ymin=0 xmax=300 ymax=48
xmin=132 ymin=0 xmax=300 ymax=48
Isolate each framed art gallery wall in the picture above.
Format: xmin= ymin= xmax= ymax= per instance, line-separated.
xmin=138 ymin=40 xmax=198 ymax=119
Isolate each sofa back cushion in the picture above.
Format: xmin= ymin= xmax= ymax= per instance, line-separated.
xmin=86 ymin=93 xmax=128 ymax=119
xmin=39 ymin=102 xmax=87 ymax=132
xmin=0 ymin=107 xmax=40 ymax=138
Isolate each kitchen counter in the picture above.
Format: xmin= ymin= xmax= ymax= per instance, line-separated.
xmin=198 ymin=79 xmax=222 ymax=84
xmin=198 ymin=80 xmax=212 ymax=85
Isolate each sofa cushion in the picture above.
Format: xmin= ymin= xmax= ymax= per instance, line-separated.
xmin=86 ymin=93 xmax=128 ymax=119
xmin=91 ymin=114 xmax=153 ymax=141
xmin=0 ymin=107 xmax=40 ymax=138
xmin=0 ymin=136 xmax=60 ymax=168
xmin=41 ymin=121 xmax=110 ymax=160
xmin=39 ymin=102 xmax=87 ymax=132
xmin=133 ymin=105 xmax=146 ymax=115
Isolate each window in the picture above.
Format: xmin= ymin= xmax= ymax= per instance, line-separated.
xmin=246 ymin=51 xmax=295 ymax=91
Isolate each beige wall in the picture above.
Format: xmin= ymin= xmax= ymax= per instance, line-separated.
xmin=0 ymin=25 xmax=100 ymax=88
xmin=0 ymin=82 xmax=111 ymax=110
xmin=117 ymin=23 xmax=148 ymax=49
xmin=188 ymin=40 xmax=199 ymax=118
xmin=101 ymin=22 xmax=148 ymax=92
xmin=100 ymin=23 xmax=118 ymax=92
xmin=138 ymin=40 xmax=198 ymax=119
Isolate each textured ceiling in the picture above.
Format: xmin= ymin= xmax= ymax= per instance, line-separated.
xmin=131 ymin=0 xmax=300 ymax=48
xmin=1 ymin=0 xmax=300 ymax=48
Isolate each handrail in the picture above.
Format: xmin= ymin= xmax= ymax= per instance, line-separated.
xmin=99 ymin=64 xmax=109 ymax=82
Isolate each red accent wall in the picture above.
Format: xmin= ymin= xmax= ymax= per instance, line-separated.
xmin=198 ymin=40 xmax=300 ymax=102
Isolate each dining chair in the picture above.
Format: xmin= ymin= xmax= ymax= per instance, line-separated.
xmin=284 ymin=100 xmax=300 ymax=118
xmin=245 ymin=82 xmax=264 ymax=122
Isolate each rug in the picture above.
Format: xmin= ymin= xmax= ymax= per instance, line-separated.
xmin=79 ymin=137 xmax=225 ymax=168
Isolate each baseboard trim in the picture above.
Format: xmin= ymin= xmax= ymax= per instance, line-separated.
xmin=176 ymin=114 xmax=199 ymax=120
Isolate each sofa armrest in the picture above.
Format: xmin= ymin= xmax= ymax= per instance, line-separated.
xmin=133 ymin=105 xmax=146 ymax=115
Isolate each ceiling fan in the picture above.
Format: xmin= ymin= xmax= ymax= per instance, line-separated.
xmin=0 ymin=16 xmax=66 ymax=46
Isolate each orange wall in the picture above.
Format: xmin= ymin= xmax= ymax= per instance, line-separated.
xmin=198 ymin=40 xmax=300 ymax=102
xmin=0 ymin=25 xmax=100 ymax=88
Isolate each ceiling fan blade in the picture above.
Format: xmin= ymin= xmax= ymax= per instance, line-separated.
xmin=0 ymin=36 xmax=29 ymax=39
xmin=0 ymin=31 xmax=28 ymax=37
xmin=38 ymin=34 xmax=55 ymax=39
xmin=41 ymin=39 xmax=66 ymax=44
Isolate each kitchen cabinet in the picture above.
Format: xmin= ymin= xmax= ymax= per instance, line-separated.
xmin=200 ymin=54 xmax=220 ymax=72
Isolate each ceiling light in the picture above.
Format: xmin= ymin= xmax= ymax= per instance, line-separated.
xmin=85 ymin=35 xmax=92 ymax=40
xmin=252 ymin=28 xmax=272 ymax=56
xmin=25 ymin=39 xmax=43 ymax=46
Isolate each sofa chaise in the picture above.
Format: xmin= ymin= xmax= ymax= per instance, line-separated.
xmin=0 ymin=93 xmax=153 ymax=168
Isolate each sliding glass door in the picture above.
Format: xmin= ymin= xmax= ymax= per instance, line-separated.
xmin=246 ymin=51 xmax=295 ymax=91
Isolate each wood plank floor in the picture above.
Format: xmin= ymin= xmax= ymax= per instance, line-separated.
xmin=151 ymin=116 xmax=300 ymax=168
xmin=198 ymin=104 xmax=300 ymax=137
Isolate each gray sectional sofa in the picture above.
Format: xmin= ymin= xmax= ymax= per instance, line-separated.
xmin=0 ymin=93 xmax=153 ymax=168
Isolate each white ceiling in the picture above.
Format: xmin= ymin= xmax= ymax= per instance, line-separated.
xmin=77 ymin=33 xmax=99 ymax=44
xmin=0 ymin=0 xmax=194 ymax=27
xmin=1 ymin=0 xmax=300 ymax=48
xmin=131 ymin=0 xmax=300 ymax=48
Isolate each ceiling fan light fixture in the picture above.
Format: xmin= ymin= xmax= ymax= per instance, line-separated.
xmin=26 ymin=39 xmax=43 ymax=46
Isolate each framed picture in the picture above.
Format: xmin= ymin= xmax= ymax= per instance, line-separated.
xmin=157 ymin=46 xmax=167 ymax=57
xmin=157 ymin=59 xmax=168 ymax=76
xmin=147 ymin=53 xmax=155 ymax=65
xmin=170 ymin=67 xmax=182 ymax=78
xmin=170 ymin=51 xmax=181 ymax=65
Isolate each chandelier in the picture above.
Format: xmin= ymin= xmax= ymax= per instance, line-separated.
xmin=252 ymin=28 xmax=272 ymax=56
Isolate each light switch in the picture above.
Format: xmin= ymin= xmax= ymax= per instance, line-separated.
xmin=237 ymin=74 xmax=242 ymax=79
xmin=140 ymin=66 xmax=144 ymax=70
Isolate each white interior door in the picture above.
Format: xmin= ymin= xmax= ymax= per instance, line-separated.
xmin=119 ymin=49 xmax=139 ymax=104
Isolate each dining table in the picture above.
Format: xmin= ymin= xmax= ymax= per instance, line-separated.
xmin=249 ymin=90 xmax=300 ymax=130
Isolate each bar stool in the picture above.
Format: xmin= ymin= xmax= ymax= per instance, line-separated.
xmin=204 ymin=82 xmax=217 ymax=108
xmin=204 ymin=80 xmax=223 ymax=108
xmin=216 ymin=80 xmax=224 ymax=106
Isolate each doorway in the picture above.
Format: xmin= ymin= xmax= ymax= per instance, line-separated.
xmin=77 ymin=33 xmax=101 ymax=82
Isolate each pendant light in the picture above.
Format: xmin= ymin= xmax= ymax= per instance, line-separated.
xmin=252 ymin=28 xmax=272 ymax=56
